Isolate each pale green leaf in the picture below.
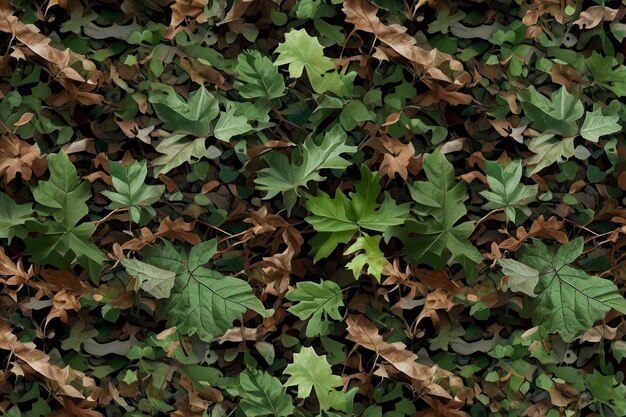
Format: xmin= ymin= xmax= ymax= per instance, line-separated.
xmin=580 ymin=108 xmax=621 ymax=142
xmin=480 ymin=160 xmax=537 ymax=223
xmin=284 ymin=347 xmax=343 ymax=411
xmin=344 ymin=235 xmax=387 ymax=282
xmin=121 ymin=258 xmax=176 ymax=299
xmin=214 ymin=112 xmax=252 ymax=142
xmin=497 ymin=258 xmax=540 ymax=296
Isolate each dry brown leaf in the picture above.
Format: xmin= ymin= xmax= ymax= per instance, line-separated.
xmin=346 ymin=315 xmax=437 ymax=383
xmin=0 ymin=319 xmax=97 ymax=399
xmin=574 ymin=6 xmax=621 ymax=29
xmin=343 ymin=0 xmax=468 ymax=99
xmin=0 ymin=133 xmax=47 ymax=183
xmin=499 ymin=216 xmax=569 ymax=251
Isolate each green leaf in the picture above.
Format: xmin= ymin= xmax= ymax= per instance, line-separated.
xmin=286 ymin=280 xmax=343 ymax=337
xmin=143 ymin=240 xmax=268 ymax=342
xmin=101 ymin=160 xmax=164 ymax=224
xmin=214 ymin=111 xmax=252 ymax=142
xmin=518 ymin=238 xmax=626 ymax=341
xmin=497 ymin=258 xmax=540 ymax=296
xmin=31 ymin=151 xmax=90 ymax=226
xmin=402 ymin=151 xmax=482 ymax=268
xmin=585 ymin=370 xmax=626 ymax=416
xmin=480 ymin=160 xmax=537 ymax=223
xmin=580 ymin=108 xmax=622 ymax=142
xmin=121 ymin=258 xmax=176 ymax=299
xmin=148 ymin=85 xmax=219 ymax=137
xmin=239 ymin=369 xmax=294 ymax=417
xmin=235 ymin=50 xmax=285 ymax=100
xmin=586 ymin=51 xmax=626 ymax=97
xmin=344 ymin=234 xmax=387 ymax=282
xmin=26 ymin=152 xmax=104 ymax=278
xmin=284 ymin=347 xmax=344 ymax=411
xmin=305 ymin=165 xmax=410 ymax=259
xmin=519 ymin=86 xmax=584 ymax=136
xmin=151 ymin=135 xmax=212 ymax=176
xmin=255 ymin=125 xmax=356 ymax=213
xmin=274 ymin=29 xmax=348 ymax=95
xmin=0 ymin=192 xmax=32 ymax=243
xmin=525 ymin=134 xmax=575 ymax=176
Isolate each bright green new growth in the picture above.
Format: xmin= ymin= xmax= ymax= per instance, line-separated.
xmin=402 ymin=151 xmax=482 ymax=269
xmin=255 ymin=125 xmax=356 ymax=213
xmin=284 ymin=347 xmax=355 ymax=412
xmin=480 ymin=159 xmax=537 ymax=223
xmin=141 ymin=239 xmax=269 ymax=342
xmin=305 ymin=164 xmax=410 ymax=262
xmin=344 ymin=234 xmax=387 ymax=282
xmin=517 ymin=238 xmax=626 ymax=342
xmin=102 ymin=160 xmax=164 ymax=224
xmin=286 ymin=280 xmax=344 ymax=337
xmin=25 ymin=152 xmax=105 ymax=279
xmin=274 ymin=29 xmax=348 ymax=95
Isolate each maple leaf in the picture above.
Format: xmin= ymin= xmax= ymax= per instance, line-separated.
xmin=518 ymin=238 xmax=626 ymax=342
xmin=142 ymin=239 xmax=269 ymax=342
xmin=284 ymin=346 xmax=355 ymax=412
xmin=0 ymin=134 xmax=46 ymax=183
xmin=344 ymin=234 xmax=387 ymax=281
xmin=25 ymin=152 xmax=105 ymax=278
xmin=101 ymin=160 xmax=165 ymax=224
xmin=286 ymin=280 xmax=343 ymax=337
xmin=274 ymin=29 xmax=352 ymax=96
xmin=255 ymin=125 xmax=356 ymax=213
xmin=401 ymin=151 xmax=482 ymax=269
xmin=480 ymin=159 xmax=538 ymax=223
xmin=306 ymin=165 xmax=410 ymax=261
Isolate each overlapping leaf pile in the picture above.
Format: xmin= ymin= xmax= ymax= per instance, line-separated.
xmin=2 ymin=0 xmax=626 ymax=416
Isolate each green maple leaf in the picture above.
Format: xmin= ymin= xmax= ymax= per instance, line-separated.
xmin=586 ymin=51 xmax=626 ymax=97
xmin=525 ymin=134 xmax=575 ymax=175
xmin=480 ymin=159 xmax=537 ymax=223
xmin=286 ymin=280 xmax=343 ymax=337
xmin=344 ymin=234 xmax=387 ymax=281
xmin=0 ymin=192 xmax=32 ymax=243
xmin=580 ymin=108 xmax=622 ymax=142
xmin=25 ymin=152 xmax=105 ymax=278
xmin=585 ymin=370 xmax=626 ymax=416
xmin=274 ymin=29 xmax=352 ymax=95
xmin=518 ymin=238 xmax=626 ymax=342
xmin=101 ymin=160 xmax=164 ymax=224
xmin=519 ymin=86 xmax=584 ymax=136
xmin=255 ymin=125 xmax=356 ymax=213
xmin=142 ymin=239 xmax=269 ymax=342
xmin=148 ymin=84 xmax=219 ymax=137
xmin=235 ymin=50 xmax=285 ymax=100
xmin=239 ymin=369 xmax=294 ymax=417
xmin=305 ymin=165 xmax=410 ymax=261
xmin=284 ymin=347 xmax=355 ymax=412
xmin=401 ymin=151 xmax=481 ymax=269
